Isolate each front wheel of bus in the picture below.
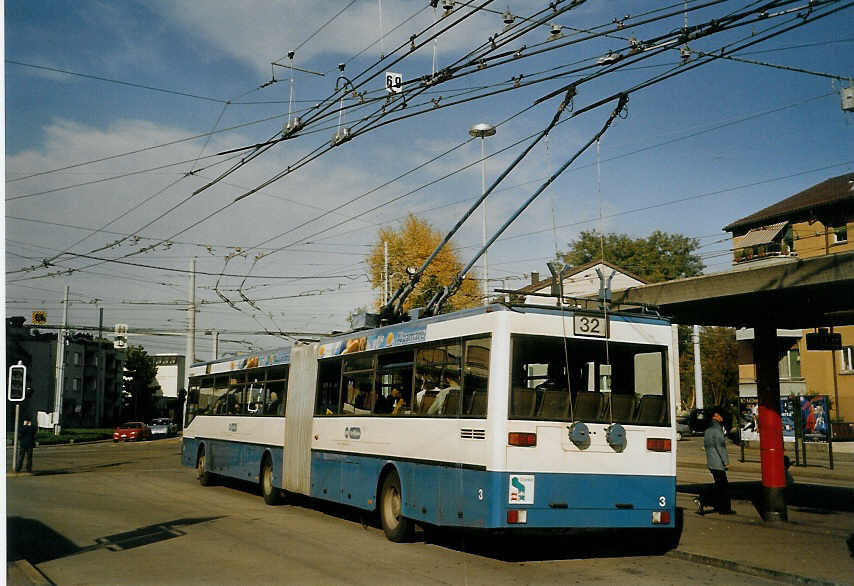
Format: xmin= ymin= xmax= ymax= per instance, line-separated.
xmin=261 ymin=455 xmax=281 ymax=505
xmin=197 ymin=446 xmax=213 ymax=486
xmin=380 ymin=470 xmax=413 ymax=542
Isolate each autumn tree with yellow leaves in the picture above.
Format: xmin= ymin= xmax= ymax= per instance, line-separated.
xmin=367 ymin=214 xmax=482 ymax=314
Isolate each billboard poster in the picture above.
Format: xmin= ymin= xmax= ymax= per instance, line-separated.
xmin=739 ymin=397 xmax=759 ymax=442
xmin=799 ymin=395 xmax=830 ymax=443
xmin=738 ymin=396 xmax=796 ymax=442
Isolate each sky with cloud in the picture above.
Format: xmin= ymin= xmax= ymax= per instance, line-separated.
xmin=5 ymin=0 xmax=853 ymax=360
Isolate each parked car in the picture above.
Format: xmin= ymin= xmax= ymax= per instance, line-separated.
xmin=676 ymin=415 xmax=691 ymax=440
xmin=149 ymin=418 xmax=177 ymax=438
xmin=113 ymin=422 xmax=152 ymax=442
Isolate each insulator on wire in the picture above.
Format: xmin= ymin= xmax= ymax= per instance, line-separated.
xmin=503 ymin=9 xmax=515 ymax=26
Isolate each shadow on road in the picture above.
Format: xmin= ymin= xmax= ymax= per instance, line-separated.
xmin=16 ymin=462 xmax=131 ymax=477
xmin=230 ymin=470 xmax=686 ymax=563
xmin=7 ymin=517 xmax=80 ymax=565
xmin=7 ymin=516 xmax=223 ymax=565
xmin=420 ymin=516 xmax=683 ymax=562
xmin=678 ymin=481 xmax=854 ymax=513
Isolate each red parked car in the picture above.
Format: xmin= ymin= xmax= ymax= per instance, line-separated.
xmin=113 ymin=422 xmax=152 ymax=442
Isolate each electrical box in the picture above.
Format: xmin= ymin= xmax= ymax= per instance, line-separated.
xmin=842 ymin=87 xmax=854 ymax=112
xmin=806 ymin=329 xmax=842 ymax=351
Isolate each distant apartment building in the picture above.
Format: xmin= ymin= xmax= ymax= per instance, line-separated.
xmin=724 ymin=172 xmax=854 ymax=434
xmin=152 ymin=354 xmax=186 ymax=421
xmin=6 ymin=316 xmax=126 ymax=428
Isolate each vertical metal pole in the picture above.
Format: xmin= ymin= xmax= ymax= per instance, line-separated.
xmin=13 ymin=405 xmax=20 ymax=472
xmin=212 ymin=331 xmax=219 ymax=361
xmin=378 ymin=0 xmax=384 ymax=59
xmin=383 ymin=241 xmax=389 ymax=305
xmin=481 ymin=137 xmax=488 ymax=305
xmin=830 ymin=327 xmax=841 ymax=422
xmin=693 ymin=325 xmax=704 ymax=409
xmin=97 ymin=307 xmax=105 ymax=426
xmin=755 ymin=324 xmax=787 ymax=521
xmin=53 ymin=285 xmax=70 ymax=435
xmin=186 ymin=258 xmax=196 ymax=393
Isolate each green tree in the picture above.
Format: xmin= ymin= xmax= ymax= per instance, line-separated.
xmin=560 ymin=229 xmax=704 ymax=283
xmin=367 ymin=214 xmax=482 ymax=313
xmin=123 ymin=346 xmax=159 ymax=421
xmin=679 ymin=327 xmax=739 ymax=414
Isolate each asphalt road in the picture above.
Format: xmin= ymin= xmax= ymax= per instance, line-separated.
xmin=7 ymin=438 xmax=784 ymax=585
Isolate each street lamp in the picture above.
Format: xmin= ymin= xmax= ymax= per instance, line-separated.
xmin=469 ymin=122 xmax=496 ymax=305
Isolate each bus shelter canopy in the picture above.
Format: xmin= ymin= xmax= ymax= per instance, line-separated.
xmin=610 ymin=250 xmax=854 ymax=329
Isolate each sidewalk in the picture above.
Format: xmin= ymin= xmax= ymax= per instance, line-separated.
xmin=674 ymin=437 xmax=854 ymax=585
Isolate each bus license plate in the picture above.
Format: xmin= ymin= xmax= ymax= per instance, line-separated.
xmin=573 ymin=314 xmax=608 ymax=338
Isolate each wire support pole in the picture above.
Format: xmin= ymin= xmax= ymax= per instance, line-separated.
xmin=53 ymin=285 xmax=70 ymax=435
xmin=186 ymin=258 xmax=196 ymax=390
xmin=480 ymin=135 xmax=489 ymax=305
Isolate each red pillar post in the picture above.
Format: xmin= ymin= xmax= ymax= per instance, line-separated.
xmin=755 ymin=324 xmax=787 ymax=521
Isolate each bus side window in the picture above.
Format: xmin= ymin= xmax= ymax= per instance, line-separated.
xmin=315 ymin=359 xmax=342 ymax=415
xmin=211 ymin=376 xmax=229 ymax=415
xmin=415 ymin=342 xmax=461 ymax=417
xmin=265 ymin=365 xmax=287 ymax=416
xmin=463 ymin=337 xmax=490 ymax=417
xmin=265 ymin=380 xmax=286 ymax=416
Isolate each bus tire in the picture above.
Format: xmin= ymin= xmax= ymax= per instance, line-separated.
xmin=197 ymin=445 xmax=213 ymax=486
xmin=261 ymin=455 xmax=281 ymax=505
xmin=379 ymin=470 xmax=413 ymax=542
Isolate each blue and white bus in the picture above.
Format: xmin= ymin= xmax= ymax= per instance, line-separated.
xmin=182 ymin=303 xmax=678 ymax=542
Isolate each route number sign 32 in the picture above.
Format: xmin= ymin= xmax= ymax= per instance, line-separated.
xmin=573 ymin=314 xmax=608 ymax=338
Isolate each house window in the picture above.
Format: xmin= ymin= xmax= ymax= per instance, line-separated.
xmin=832 ymin=225 xmax=848 ymax=244
xmin=841 ymin=346 xmax=854 ymax=372
xmin=778 ymin=349 xmax=801 ymax=379
xmin=73 ymin=352 xmax=81 ymax=365
xmin=72 ymin=378 xmax=80 ymax=391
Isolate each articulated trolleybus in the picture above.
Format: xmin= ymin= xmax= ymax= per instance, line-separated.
xmin=182 ymin=302 xmax=678 ymax=543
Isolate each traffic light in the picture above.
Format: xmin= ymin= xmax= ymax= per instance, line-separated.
xmin=8 ymin=362 xmax=27 ymax=402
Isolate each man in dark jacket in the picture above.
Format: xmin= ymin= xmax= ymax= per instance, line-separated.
xmin=16 ymin=417 xmax=36 ymax=473
xmin=697 ymin=409 xmax=734 ymax=514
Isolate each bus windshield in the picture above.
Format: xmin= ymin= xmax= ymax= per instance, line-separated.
xmin=510 ymin=334 xmax=669 ymax=426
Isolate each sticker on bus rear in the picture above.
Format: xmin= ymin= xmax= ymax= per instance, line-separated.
xmin=508 ymin=475 xmax=535 ymax=504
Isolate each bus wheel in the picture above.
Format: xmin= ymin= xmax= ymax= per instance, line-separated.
xmin=261 ymin=455 xmax=281 ymax=505
xmin=380 ymin=470 xmax=413 ymax=542
xmin=197 ymin=446 xmax=213 ymax=486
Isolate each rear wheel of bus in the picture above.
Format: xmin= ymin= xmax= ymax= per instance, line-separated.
xmin=261 ymin=454 xmax=282 ymax=505
xmin=379 ymin=469 xmax=413 ymax=542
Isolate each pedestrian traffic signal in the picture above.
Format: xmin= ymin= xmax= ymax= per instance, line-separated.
xmin=8 ymin=362 xmax=27 ymax=402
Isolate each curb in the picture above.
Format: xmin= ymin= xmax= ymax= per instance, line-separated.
xmin=668 ymin=549 xmax=843 ymax=586
xmin=7 ymin=560 xmax=53 ymax=585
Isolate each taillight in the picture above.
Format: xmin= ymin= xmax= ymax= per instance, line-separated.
xmin=652 ymin=510 xmax=671 ymax=524
xmin=507 ymin=510 xmax=528 ymax=524
xmin=647 ymin=438 xmax=671 ymax=452
xmin=508 ymin=432 xmax=537 ymax=447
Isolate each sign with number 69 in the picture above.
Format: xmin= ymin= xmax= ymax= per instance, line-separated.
xmin=385 ymin=72 xmax=402 ymax=94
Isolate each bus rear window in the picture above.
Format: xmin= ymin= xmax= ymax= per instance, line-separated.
xmin=510 ymin=334 xmax=668 ymax=426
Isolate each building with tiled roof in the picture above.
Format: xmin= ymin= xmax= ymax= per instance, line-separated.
xmin=724 ymin=172 xmax=854 ymax=436
xmin=514 ymin=260 xmax=646 ymax=306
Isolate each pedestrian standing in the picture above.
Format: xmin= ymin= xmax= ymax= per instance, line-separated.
xmin=701 ymin=409 xmax=734 ymax=514
xmin=16 ymin=416 xmax=36 ymax=473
